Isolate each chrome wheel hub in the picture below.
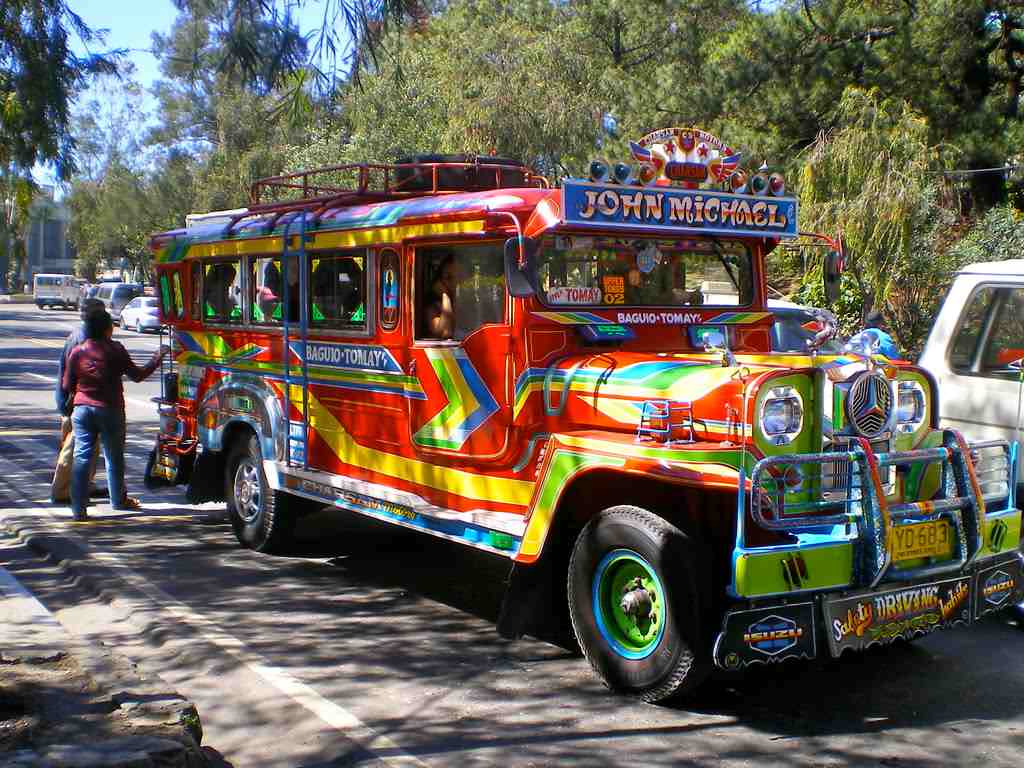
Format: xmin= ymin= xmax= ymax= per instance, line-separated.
xmin=234 ymin=460 xmax=262 ymax=524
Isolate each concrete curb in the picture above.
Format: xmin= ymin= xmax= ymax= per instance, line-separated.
xmin=0 ymin=295 xmax=34 ymax=304
xmin=0 ymin=521 xmax=210 ymax=766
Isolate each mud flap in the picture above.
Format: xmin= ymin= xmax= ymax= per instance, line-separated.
xmin=186 ymin=447 xmax=225 ymax=504
xmin=713 ymin=602 xmax=817 ymax=670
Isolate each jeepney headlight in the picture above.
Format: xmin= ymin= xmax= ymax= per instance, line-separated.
xmin=896 ymin=380 xmax=926 ymax=432
xmin=760 ymin=386 xmax=804 ymax=445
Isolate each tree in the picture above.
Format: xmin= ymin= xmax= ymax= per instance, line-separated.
xmin=0 ymin=0 xmax=120 ymax=290
xmin=794 ymin=88 xmax=957 ymax=352
xmin=0 ymin=164 xmax=34 ymax=291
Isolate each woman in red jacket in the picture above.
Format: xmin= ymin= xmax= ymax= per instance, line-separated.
xmin=62 ymin=311 xmax=168 ymax=520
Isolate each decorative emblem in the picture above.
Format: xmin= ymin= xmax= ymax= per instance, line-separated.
xmin=743 ymin=614 xmax=804 ymax=656
xmin=629 ymin=128 xmax=742 ymax=189
xmin=982 ymin=569 xmax=1015 ymax=607
xmin=845 ymin=370 xmax=893 ymax=438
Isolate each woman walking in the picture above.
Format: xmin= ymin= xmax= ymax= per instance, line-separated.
xmin=61 ymin=310 xmax=168 ymax=520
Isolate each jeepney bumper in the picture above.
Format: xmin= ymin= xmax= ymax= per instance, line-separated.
xmin=714 ymin=430 xmax=1022 ymax=669
xmin=713 ymin=548 xmax=1024 ymax=669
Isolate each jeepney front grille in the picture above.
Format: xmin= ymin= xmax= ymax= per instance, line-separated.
xmin=822 ymin=437 xmax=894 ymax=500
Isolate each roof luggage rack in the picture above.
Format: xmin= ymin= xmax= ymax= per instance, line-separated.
xmin=249 ymin=154 xmax=548 ymax=211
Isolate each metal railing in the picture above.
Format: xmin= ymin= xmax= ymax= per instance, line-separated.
xmin=737 ymin=431 xmax=1017 ymax=588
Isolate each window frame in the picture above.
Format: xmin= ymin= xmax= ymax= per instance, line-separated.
xmin=190 ymin=261 xmax=202 ymax=320
xmin=946 ymin=282 xmax=1024 ymax=379
xmin=200 ymin=257 xmax=245 ymax=327
xmin=534 ymin=236 xmax=757 ymax=310
xmin=247 ymin=254 xmax=289 ymax=328
xmin=306 ymin=248 xmax=373 ymax=337
xmin=378 ymin=248 xmax=401 ymax=332
xmin=413 ymin=240 xmax=508 ymax=344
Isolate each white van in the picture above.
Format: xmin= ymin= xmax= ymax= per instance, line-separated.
xmin=918 ymin=259 xmax=1023 ymax=492
xmin=33 ymin=273 xmax=80 ymax=310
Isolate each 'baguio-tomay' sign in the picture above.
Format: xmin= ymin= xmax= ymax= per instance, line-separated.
xmin=563 ymin=180 xmax=798 ymax=239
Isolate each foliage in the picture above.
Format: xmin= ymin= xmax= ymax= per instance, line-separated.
xmin=793 ymin=89 xmax=955 ymax=351
xmin=947 ymin=204 xmax=1024 ymax=266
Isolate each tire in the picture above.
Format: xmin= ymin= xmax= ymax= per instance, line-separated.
xmin=568 ymin=505 xmax=711 ymax=703
xmin=36 ymin=302 xmax=44 ymax=310
xmin=225 ymin=433 xmax=296 ymax=553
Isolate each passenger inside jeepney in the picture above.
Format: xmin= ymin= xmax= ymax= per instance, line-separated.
xmin=256 ymin=261 xmax=281 ymax=320
xmin=203 ymin=262 xmax=239 ymax=320
xmin=424 ymin=254 xmax=457 ymax=340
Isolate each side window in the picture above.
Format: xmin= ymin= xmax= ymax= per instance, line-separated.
xmin=203 ymin=260 xmax=242 ymax=324
xmin=949 ymin=287 xmax=999 ymax=373
xmin=249 ymin=256 xmax=298 ymax=325
xmin=979 ymin=287 xmax=1024 ymax=379
xmin=379 ymin=249 xmax=400 ymax=331
xmin=416 ymin=243 xmax=505 ymax=341
xmin=158 ymin=274 xmax=177 ymax=319
xmin=309 ymin=251 xmax=367 ymax=331
xmin=172 ymin=274 xmax=184 ymax=318
xmin=190 ymin=262 xmax=201 ymax=320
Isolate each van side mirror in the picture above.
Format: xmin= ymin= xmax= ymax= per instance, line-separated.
xmin=824 ymin=249 xmax=844 ymax=305
xmin=504 ymin=237 xmax=538 ymax=298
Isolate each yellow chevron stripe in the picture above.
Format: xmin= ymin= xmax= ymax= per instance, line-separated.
xmin=291 ymin=385 xmax=534 ymax=507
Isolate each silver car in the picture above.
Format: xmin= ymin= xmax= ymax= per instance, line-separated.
xmin=119 ymin=296 xmax=162 ymax=333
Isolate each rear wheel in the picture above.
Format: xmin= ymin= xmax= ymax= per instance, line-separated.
xmin=225 ymin=434 xmax=296 ymax=553
xmin=568 ymin=505 xmax=710 ymax=703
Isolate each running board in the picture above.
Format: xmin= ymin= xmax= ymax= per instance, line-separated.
xmin=268 ymin=461 xmax=526 ymax=557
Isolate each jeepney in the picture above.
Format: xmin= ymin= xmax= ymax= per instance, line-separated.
xmin=147 ymin=128 xmax=1022 ymax=702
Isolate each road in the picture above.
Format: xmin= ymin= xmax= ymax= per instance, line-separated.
xmin=1 ymin=301 xmax=1023 ymax=767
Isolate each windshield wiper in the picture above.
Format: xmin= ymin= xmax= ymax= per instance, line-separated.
xmin=707 ymin=236 xmax=741 ymax=292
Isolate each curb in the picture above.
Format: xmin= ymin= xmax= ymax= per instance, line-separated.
xmin=0 ymin=519 xmax=210 ymax=766
xmin=0 ymin=295 xmax=34 ymax=304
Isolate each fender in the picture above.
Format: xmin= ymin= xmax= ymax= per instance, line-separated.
xmin=196 ymin=374 xmax=289 ymax=461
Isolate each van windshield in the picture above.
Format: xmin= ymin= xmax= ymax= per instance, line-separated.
xmin=536 ymin=236 xmax=753 ymax=307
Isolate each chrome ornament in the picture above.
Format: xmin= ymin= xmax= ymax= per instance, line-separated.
xmin=845 ymin=370 xmax=894 ymax=439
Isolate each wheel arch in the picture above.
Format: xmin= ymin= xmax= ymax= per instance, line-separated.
xmin=196 ymin=375 xmax=287 ymax=462
xmin=499 ymin=466 xmax=738 ymax=642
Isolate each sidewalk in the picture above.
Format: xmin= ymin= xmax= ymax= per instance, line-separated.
xmin=0 ymin=564 xmax=210 ymax=766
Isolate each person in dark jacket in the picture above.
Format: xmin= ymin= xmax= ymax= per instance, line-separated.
xmin=52 ymin=298 xmax=105 ymax=503
xmin=62 ymin=311 xmax=168 ymax=520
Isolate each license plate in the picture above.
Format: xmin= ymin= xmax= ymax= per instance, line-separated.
xmin=890 ymin=520 xmax=952 ymax=562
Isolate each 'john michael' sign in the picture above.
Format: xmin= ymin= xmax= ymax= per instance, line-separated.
xmin=562 ymin=180 xmax=798 ymax=239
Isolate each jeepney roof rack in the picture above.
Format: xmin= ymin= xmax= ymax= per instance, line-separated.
xmin=248 ymin=154 xmax=548 ymax=212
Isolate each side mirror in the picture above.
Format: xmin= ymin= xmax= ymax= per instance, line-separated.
xmin=504 ymin=237 xmax=538 ymax=298
xmin=823 ymin=249 xmax=844 ymax=305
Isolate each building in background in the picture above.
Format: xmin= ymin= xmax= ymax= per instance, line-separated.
xmin=24 ymin=186 xmax=76 ymax=284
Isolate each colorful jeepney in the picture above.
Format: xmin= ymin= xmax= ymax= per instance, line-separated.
xmin=148 ymin=129 xmax=1022 ymax=702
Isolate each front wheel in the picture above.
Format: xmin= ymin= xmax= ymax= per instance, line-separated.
xmin=568 ymin=505 xmax=710 ymax=703
xmin=225 ymin=434 xmax=296 ymax=553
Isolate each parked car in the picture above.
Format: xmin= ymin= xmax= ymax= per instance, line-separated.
xmin=918 ymin=259 xmax=1023 ymax=492
xmin=119 ymin=296 xmax=162 ymax=333
xmin=33 ymin=273 xmax=80 ymax=310
xmin=95 ymin=282 xmax=144 ymax=324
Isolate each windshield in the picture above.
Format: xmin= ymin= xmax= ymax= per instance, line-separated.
xmin=536 ymin=236 xmax=753 ymax=307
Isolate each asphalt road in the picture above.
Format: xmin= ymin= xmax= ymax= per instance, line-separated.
xmin=1 ymin=301 xmax=1024 ymax=767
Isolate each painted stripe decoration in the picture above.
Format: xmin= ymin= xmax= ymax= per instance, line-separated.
xmin=414 ymin=348 xmax=500 ymax=450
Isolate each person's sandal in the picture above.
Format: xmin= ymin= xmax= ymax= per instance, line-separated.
xmin=118 ymin=496 xmax=142 ymax=511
